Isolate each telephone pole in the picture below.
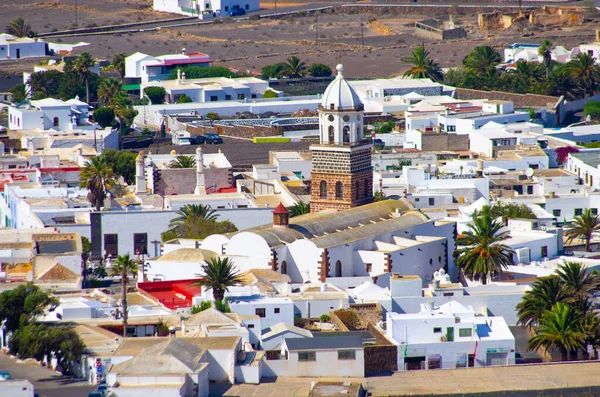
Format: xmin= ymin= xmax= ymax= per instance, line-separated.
xmin=75 ymin=0 xmax=78 ymax=26
xmin=315 ymin=13 xmax=319 ymax=42
xmin=360 ymin=18 xmax=364 ymax=48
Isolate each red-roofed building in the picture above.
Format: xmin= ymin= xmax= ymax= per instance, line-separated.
xmin=138 ymin=279 xmax=203 ymax=310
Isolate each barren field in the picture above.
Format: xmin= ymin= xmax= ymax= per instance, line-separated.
xmin=0 ymin=0 xmax=598 ymax=78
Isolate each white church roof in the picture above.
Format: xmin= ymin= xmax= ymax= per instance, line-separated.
xmin=321 ymin=64 xmax=362 ymax=111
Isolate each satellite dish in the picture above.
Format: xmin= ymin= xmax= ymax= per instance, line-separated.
xmin=525 ymin=168 xmax=534 ymax=178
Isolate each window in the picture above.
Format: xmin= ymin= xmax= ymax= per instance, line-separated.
xmin=443 ymin=292 xmax=454 ymax=297
xmin=415 ymin=198 xmax=420 ymax=202
xmin=320 ymin=180 xmax=327 ymax=199
xmin=274 ymin=308 xmax=280 ymax=314
xmin=553 ymin=209 xmax=561 ymax=217
xmin=247 ymin=324 xmax=255 ymax=329
xmin=343 ymin=125 xmax=350 ymax=143
xmin=365 ymin=263 xmax=372 ymax=272
xmin=575 ymin=208 xmax=583 ymax=216
xmin=541 ymin=246 xmax=548 ymax=258
xmin=330 ymin=103 xmax=335 ymax=110
xmin=527 ymin=185 xmax=534 ymax=195
xmin=225 ymin=95 xmax=231 ymax=100
xmin=245 ymin=4 xmax=249 ymax=9
xmin=53 ymin=117 xmax=59 ymax=127
xmin=210 ymin=96 xmax=218 ymax=101
xmin=338 ymin=350 xmax=356 ymax=360
xmin=328 ymin=115 xmax=334 ymax=122
xmin=206 ymin=3 xmax=209 ymax=7
xmin=104 ymin=234 xmax=118 ymax=257
xmin=237 ymin=94 xmax=245 ymax=100
xmin=459 ymin=328 xmax=472 ymax=337
xmin=328 ymin=125 xmax=335 ymax=143
xmin=335 ymin=260 xmax=342 ymax=277
xmin=355 ymin=180 xmax=360 ymax=199
xmin=335 ymin=181 xmax=343 ymax=200
xmin=428 ymin=197 xmax=434 ymax=206
xmin=134 ymin=233 xmax=148 ymax=255
xmin=251 ymin=94 xmax=257 ymax=99
xmin=343 ymin=115 xmax=350 ymax=122
xmin=224 ymin=5 xmax=229 ymax=10
xmin=298 ymin=351 xmax=316 ymax=362
xmin=593 ymin=209 xmax=599 ymax=216
xmin=433 ymin=327 xmax=442 ymax=333
xmin=255 ymin=308 xmax=266 ymax=318
xmin=281 ymin=260 xmax=287 ymax=275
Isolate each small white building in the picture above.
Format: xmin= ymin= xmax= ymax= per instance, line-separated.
xmin=228 ymin=295 xmax=294 ymax=331
xmin=153 ymin=0 xmax=259 ymax=18
xmin=262 ymin=335 xmax=365 ymax=378
xmin=125 ymin=51 xmax=213 ymax=83
xmin=386 ymin=301 xmax=515 ymax=371
xmin=260 ymin=323 xmax=313 ymax=351
xmin=0 ymin=33 xmax=46 ymax=60
xmin=8 ymin=97 xmax=91 ymax=131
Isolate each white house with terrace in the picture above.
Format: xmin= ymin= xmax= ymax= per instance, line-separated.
xmin=385 ymin=301 xmax=515 ymax=371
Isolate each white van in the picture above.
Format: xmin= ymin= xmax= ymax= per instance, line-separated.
xmin=172 ymin=130 xmax=191 ymax=145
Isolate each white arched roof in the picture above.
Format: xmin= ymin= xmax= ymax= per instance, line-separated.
xmin=321 ymin=64 xmax=362 ymax=111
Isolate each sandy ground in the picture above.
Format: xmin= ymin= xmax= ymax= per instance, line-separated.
xmin=0 ymin=0 xmax=597 ymax=78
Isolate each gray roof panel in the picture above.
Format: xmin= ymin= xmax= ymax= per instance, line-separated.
xmin=285 ymin=335 xmax=363 ymax=351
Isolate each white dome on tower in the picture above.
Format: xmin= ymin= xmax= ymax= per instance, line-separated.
xmin=320 ymin=64 xmax=362 ymax=111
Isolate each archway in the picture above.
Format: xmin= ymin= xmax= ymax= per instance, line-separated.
xmin=320 ymin=180 xmax=328 ymax=199
xmin=335 ymin=260 xmax=342 ymax=277
xmin=335 ymin=181 xmax=343 ymax=200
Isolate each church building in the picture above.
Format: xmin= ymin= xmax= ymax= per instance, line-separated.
xmin=310 ymin=64 xmax=374 ymax=212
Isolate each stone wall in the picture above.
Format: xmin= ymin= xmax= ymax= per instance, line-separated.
xmin=421 ymin=133 xmax=469 ymax=152
xmin=154 ymin=167 xmax=232 ymax=195
xmin=310 ymin=169 xmax=373 ymax=213
xmin=364 ymin=345 xmax=398 ymax=374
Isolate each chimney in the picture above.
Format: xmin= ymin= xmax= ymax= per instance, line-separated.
xmin=182 ymin=72 xmax=186 ymax=85
xmin=272 ymin=203 xmax=289 ymax=228
xmin=177 ymin=69 xmax=182 ymax=85
xmin=194 ymin=147 xmax=206 ymax=195
xmin=182 ymin=47 xmax=187 ymax=56
xmin=135 ymin=150 xmax=146 ymax=194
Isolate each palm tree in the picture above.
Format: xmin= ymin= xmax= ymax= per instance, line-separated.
xmin=517 ymin=275 xmax=570 ymax=328
xmin=168 ymin=204 xmax=218 ymax=231
xmin=462 ymin=46 xmax=502 ymax=76
xmin=9 ymin=83 xmax=28 ymax=103
xmin=73 ymin=52 xmax=96 ymax=103
xmin=567 ymin=53 xmax=600 ymax=98
xmin=556 ymin=261 xmax=600 ymax=301
xmin=169 ymin=155 xmax=197 ymax=169
xmin=510 ymin=61 xmax=545 ymax=84
xmin=547 ymin=66 xmax=578 ymax=101
xmin=109 ymin=52 xmax=126 ymax=82
xmin=27 ymin=70 xmax=62 ymax=99
xmin=403 ymin=45 xmax=443 ymax=82
xmin=110 ymin=254 xmax=138 ymax=337
xmin=454 ymin=212 xmax=514 ymax=284
xmin=287 ymin=201 xmax=310 ymax=217
xmin=565 ymin=208 xmax=600 ymax=252
xmin=6 ymin=17 xmax=32 ymax=38
xmin=79 ymin=156 xmax=116 ymax=211
xmin=97 ymin=78 xmax=122 ymax=108
xmin=282 ymin=56 xmax=307 ymax=78
xmin=113 ymin=91 xmax=133 ymax=132
xmin=196 ymin=257 xmax=243 ymax=302
xmin=527 ymin=302 xmax=585 ymax=362
xmin=538 ymin=40 xmax=554 ymax=78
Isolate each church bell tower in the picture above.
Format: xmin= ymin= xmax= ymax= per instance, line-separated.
xmin=310 ymin=64 xmax=373 ymax=213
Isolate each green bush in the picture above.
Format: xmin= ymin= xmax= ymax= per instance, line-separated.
xmin=320 ymin=314 xmax=331 ymax=322
xmin=177 ymin=94 xmax=193 ymax=103
xmin=584 ymin=100 xmax=600 ymax=120
xmin=253 ymin=137 xmax=290 ymax=143
xmin=334 ymin=309 xmax=361 ymax=330
xmin=92 ymin=107 xmax=115 ymax=128
xmin=309 ymin=63 xmax=332 ymax=77
xmin=191 ymin=301 xmax=212 ymax=314
xmin=167 ymin=66 xmax=234 ymax=80
xmin=373 ymin=120 xmax=394 ymax=134
xmin=144 ymin=86 xmax=166 ymax=105
xmin=261 ymin=63 xmax=286 ymax=79
xmin=262 ymin=89 xmax=278 ymax=99
xmin=206 ymin=112 xmax=221 ymax=120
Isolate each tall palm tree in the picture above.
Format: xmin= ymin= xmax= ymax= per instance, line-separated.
xmin=454 ymin=212 xmax=514 ymax=284
xmin=110 ymin=254 xmax=138 ymax=337
xmin=287 ymin=201 xmax=310 ymax=217
xmin=510 ymin=60 xmax=545 ymax=84
xmin=9 ymin=83 xmax=28 ymax=103
xmin=97 ymin=78 xmax=122 ymax=108
xmin=565 ymin=208 xmax=600 ymax=252
xmin=462 ymin=46 xmax=502 ymax=76
xmin=282 ymin=56 xmax=307 ymax=78
xmin=169 ymin=155 xmax=197 ymax=169
xmin=517 ymin=275 xmax=570 ymax=329
xmin=73 ymin=52 xmax=96 ymax=103
xmin=196 ymin=257 xmax=243 ymax=302
xmin=556 ymin=261 xmax=600 ymax=301
xmin=113 ymin=91 xmax=133 ymax=132
xmin=403 ymin=45 xmax=443 ymax=82
xmin=6 ymin=17 xmax=32 ymax=38
xmin=567 ymin=53 xmax=600 ymax=98
xmin=79 ymin=156 xmax=116 ymax=211
xmin=527 ymin=302 xmax=585 ymax=362
xmin=168 ymin=204 xmax=218 ymax=231
xmin=27 ymin=70 xmax=62 ymax=99
xmin=538 ymin=39 xmax=554 ymax=78
xmin=109 ymin=52 xmax=126 ymax=82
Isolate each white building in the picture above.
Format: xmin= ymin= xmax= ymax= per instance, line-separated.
xmin=385 ymin=301 xmax=515 ymax=371
xmin=260 ymin=323 xmax=313 ymax=351
xmin=125 ymin=51 xmax=213 ymax=84
xmin=438 ymin=101 xmax=529 ymax=135
xmin=153 ymin=0 xmax=260 ymax=18
xmin=227 ymin=295 xmax=294 ymax=331
xmin=8 ymin=97 xmax=91 ymax=131
xmin=141 ymin=75 xmax=278 ymax=103
xmin=0 ymin=33 xmax=46 ymax=60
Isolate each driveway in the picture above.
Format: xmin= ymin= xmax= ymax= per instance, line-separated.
xmin=0 ymin=353 xmax=95 ymax=397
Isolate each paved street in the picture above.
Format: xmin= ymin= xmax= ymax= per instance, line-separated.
xmin=0 ymin=353 xmax=95 ymax=397
xmin=210 ymin=361 xmax=600 ymax=397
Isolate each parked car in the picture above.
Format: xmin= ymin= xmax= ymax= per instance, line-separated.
xmin=203 ymin=133 xmax=224 ymax=144
xmin=0 ymin=371 xmax=12 ymax=381
xmin=190 ymin=135 xmax=205 ymax=145
xmin=515 ymin=352 xmax=525 ymax=364
xmin=88 ymin=392 xmax=105 ymax=397
xmin=229 ymin=8 xmax=246 ymax=16
xmin=373 ymin=138 xmax=385 ymax=150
